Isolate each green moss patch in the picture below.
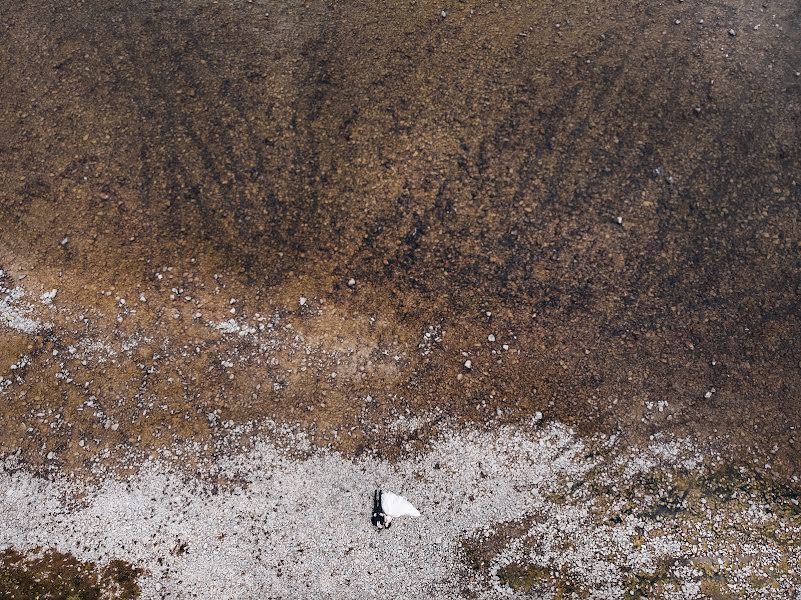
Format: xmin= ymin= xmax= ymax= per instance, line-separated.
xmin=0 ymin=548 xmax=141 ymax=600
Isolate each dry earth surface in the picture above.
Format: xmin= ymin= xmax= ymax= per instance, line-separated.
xmin=1 ymin=0 xmax=800 ymax=597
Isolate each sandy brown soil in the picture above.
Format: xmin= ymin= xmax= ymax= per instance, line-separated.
xmin=1 ymin=0 xmax=800 ymax=481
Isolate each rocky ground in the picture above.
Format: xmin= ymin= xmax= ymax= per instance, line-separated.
xmin=1 ymin=0 xmax=800 ymax=597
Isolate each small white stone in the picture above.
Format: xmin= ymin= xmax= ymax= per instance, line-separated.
xmin=487 ymin=334 xmax=496 ymax=342
xmin=299 ymin=297 xmax=307 ymax=306
xmin=615 ymin=216 xmax=623 ymax=225
xmin=441 ymin=10 xmax=447 ymax=17
xmin=47 ymin=451 xmax=55 ymax=460
xmin=502 ymin=344 xmax=509 ymax=351
xmin=40 ymin=289 xmax=58 ymax=304
xmin=347 ymin=278 xmax=356 ymax=287
xmin=464 ymin=359 xmax=472 ymax=370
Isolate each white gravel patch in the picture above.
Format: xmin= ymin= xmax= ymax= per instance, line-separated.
xmin=1 ymin=421 xmax=800 ymax=599
xmin=0 ymin=422 xmax=582 ymax=598
xmin=208 ymin=318 xmax=257 ymax=336
xmin=40 ymin=288 xmax=58 ymax=305
xmin=0 ymin=285 xmax=46 ymax=334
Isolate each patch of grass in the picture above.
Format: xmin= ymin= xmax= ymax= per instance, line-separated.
xmin=699 ymin=577 xmax=738 ymax=599
xmin=496 ymin=563 xmax=582 ymax=598
xmin=0 ymin=548 xmax=141 ymax=600
xmin=496 ymin=563 xmax=550 ymax=590
xmin=623 ymin=557 xmax=682 ymax=599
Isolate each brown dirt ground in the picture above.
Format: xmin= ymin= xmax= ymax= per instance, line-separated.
xmin=1 ymin=0 xmax=800 ymax=478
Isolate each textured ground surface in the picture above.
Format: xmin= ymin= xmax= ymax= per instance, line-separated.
xmin=1 ymin=0 xmax=800 ymax=597
xmin=3 ymin=421 xmax=801 ymax=599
